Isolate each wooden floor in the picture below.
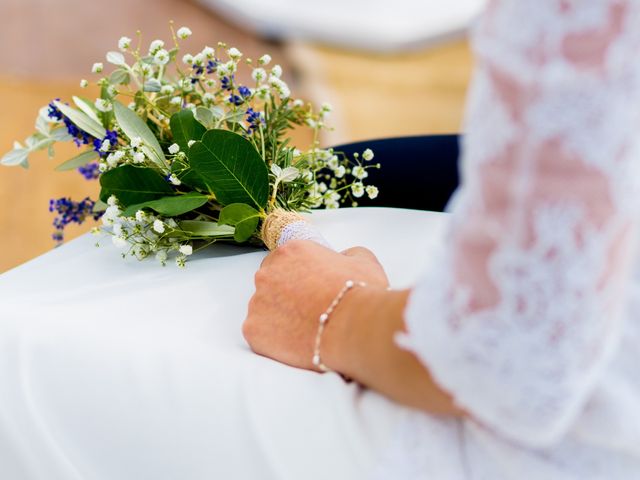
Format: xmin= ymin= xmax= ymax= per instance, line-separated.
xmin=0 ymin=0 xmax=472 ymax=273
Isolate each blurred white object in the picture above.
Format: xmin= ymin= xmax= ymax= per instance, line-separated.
xmin=199 ymin=0 xmax=487 ymax=51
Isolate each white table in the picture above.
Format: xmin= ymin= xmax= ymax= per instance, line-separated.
xmin=0 ymin=207 xmax=447 ymax=480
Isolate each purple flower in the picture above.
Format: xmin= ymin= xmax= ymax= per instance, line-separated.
xmin=78 ymin=162 xmax=100 ymax=180
xmin=49 ymin=196 xmax=101 ymax=243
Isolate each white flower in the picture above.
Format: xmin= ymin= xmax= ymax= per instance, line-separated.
xmin=80 ymin=79 xmax=89 ymax=88
xmin=92 ymin=62 xmax=104 ymax=73
xmin=112 ymin=222 xmax=123 ymax=236
xmin=106 ymin=154 xmax=118 ymax=168
xmin=133 ymin=151 xmax=145 ymax=163
xmin=321 ymin=102 xmax=332 ymax=113
xmin=154 ymin=49 xmax=170 ymax=65
xmin=292 ymin=99 xmax=304 ymax=108
xmin=271 ymin=64 xmax=283 ymax=78
xmin=107 ymin=85 xmax=117 ymax=96
xmin=301 ymin=170 xmax=313 ymax=182
xmin=188 ymin=140 xmax=196 ymax=147
xmin=351 ymin=182 xmax=365 ymax=198
xmin=153 ymin=219 xmax=165 ymax=233
xmin=366 ymin=185 xmax=379 ymax=200
xmin=251 ymin=68 xmax=266 ymax=82
xmin=118 ymin=36 xmax=132 ymax=51
xmin=168 ymin=143 xmax=180 ymax=154
xmin=362 ymin=148 xmax=374 ymax=161
xmin=269 ymin=76 xmax=290 ymax=98
xmin=179 ymin=245 xmax=193 ymax=256
xmin=192 ymin=53 xmax=205 ymax=65
xmin=107 ymin=195 xmax=118 ymax=207
xmin=259 ymin=54 xmax=272 ymax=65
xmin=205 ymin=79 xmax=216 ymax=88
xmin=255 ymin=85 xmax=270 ymax=100
xmin=177 ymin=26 xmax=192 ymax=39
xmin=352 ymin=165 xmax=368 ymax=180
xmin=176 ymin=255 xmax=187 ymax=268
xmin=102 ymin=204 xmax=121 ymax=226
xmin=182 ymin=53 xmax=194 ymax=65
xmin=132 ymin=244 xmax=149 ymax=260
xmin=327 ymin=155 xmax=339 ymax=170
xmin=156 ymin=250 xmax=168 ymax=264
xmin=94 ymin=98 xmax=112 ymax=112
xmin=149 ymin=39 xmax=165 ymax=55
xmin=227 ymin=47 xmax=242 ymax=59
xmin=318 ymin=182 xmax=328 ymax=193
xmin=202 ymin=92 xmax=215 ymax=104
xmin=334 ymin=165 xmax=346 ymax=178
xmin=202 ymin=46 xmax=215 ymax=58
xmin=130 ymin=137 xmax=142 ymax=148
xmin=100 ymin=139 xmax=111 ymax=152
xmin=112 ymin=235 xmax=128 ymax=248
xmin=160 ymin=84 xmax=175 ymax=95
xmin=166 ymin=218 xmax=178 ymax=228
xmin=135 ymin=210 xmax=146 ymax=222
xmin=170 ymin=96 xmax=182 ymax=105
xmin=168 ymin=174 xmax=181 ymax=185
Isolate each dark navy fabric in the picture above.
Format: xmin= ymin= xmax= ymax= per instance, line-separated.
xmin=331 ymin=135 xmax=461 ymax=212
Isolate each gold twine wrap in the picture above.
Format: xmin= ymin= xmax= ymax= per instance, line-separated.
xmin=261 ymin=209 xmax=308 ymax=251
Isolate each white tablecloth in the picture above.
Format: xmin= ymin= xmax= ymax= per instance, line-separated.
xmin=0 ymin=207 xmax=447 ymax=480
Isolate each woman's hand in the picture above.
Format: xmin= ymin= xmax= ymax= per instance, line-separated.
xmin=243 ymin=240 xmax=389 ymax=371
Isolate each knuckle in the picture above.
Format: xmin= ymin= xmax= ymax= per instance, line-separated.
xmin=254 ymin=268 xmax=267 ymax=285
xmin=242 ymin=317 xmax=256 ymax=343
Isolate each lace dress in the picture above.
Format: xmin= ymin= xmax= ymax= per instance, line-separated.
xmin=381 ymin=1 xmax=640 ymax=478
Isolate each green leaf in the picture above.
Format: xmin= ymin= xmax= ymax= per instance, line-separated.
xmin=0 ymin=148 xmax=29 ymax=168
xmin=178 ymin=220 xmax=235 ymax=237
xmin=143 ymin=79 xmax=162 ymax=92
xmin=50 ymin=127 xmax=73 ymax=142
xmin=55 ymin=150 xmax=99 ymax=171
xmin=194 ymin=107 xmax=215 ymax=129
xmin=219 ymin=203 xmax=261 ymax=242
xmin=35 ymin=107 xmax=51 ymax=135
xmin=113 ymin=101 xmax=166 ymax=168
xmin=189 ymin=129 xmax=269 ymax=209
xmin=93 ymin=200 xmax=108 ymax=213
xmin=53 ymin=100 xmax=106 ymax=139
xmin=110 ymin=69 xmax=130 ymax=85
xmin=72 ymin=96 xmax=101 ymax=124
xmin=121 ymin=192 xmax=209 ymax=217
xmin=28 ymin=138 xmax=55 ymax=152
xmin=106 ymin=51 xmax=126 ymax=66
xmin=170 ymin=109 xmax=206 ymax=153
xmin=99 ymin=165 xmax=174 ymax=206
xmin=223 ymin=111 xmax=246 ymax=124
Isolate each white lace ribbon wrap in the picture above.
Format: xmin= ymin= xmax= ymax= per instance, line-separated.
xmin=261 ymin=210 xmax=330 ymax=250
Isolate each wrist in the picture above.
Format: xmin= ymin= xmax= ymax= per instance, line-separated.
xmin=321 ymin=285 xmax=410 ymax=380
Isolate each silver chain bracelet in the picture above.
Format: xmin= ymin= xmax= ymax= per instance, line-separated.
xmin=312 ymin=279 xmax=367 ymax=373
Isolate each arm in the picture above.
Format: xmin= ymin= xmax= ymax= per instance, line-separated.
xmin=245 ymin=0 xmax=640 ymax=447
xmin=245 ymin=242 xmax=461 ymax=416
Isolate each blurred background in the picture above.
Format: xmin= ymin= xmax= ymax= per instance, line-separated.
xmin=0 ymin=0 xmax=482 ymax=273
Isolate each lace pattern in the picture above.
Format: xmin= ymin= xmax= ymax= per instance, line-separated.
xmin=398 ymin=0 xmax=640 ymax=450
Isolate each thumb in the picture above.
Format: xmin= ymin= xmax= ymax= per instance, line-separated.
xmin=341 ymin=246 xmax=382 ymax=265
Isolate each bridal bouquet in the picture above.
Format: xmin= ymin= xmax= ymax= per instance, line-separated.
xmin=1 ymin=26 xmax=379 ymax=266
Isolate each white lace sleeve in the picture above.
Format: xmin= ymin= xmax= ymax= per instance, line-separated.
xmin=397 ymin=0 xmax=640 ymax=447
